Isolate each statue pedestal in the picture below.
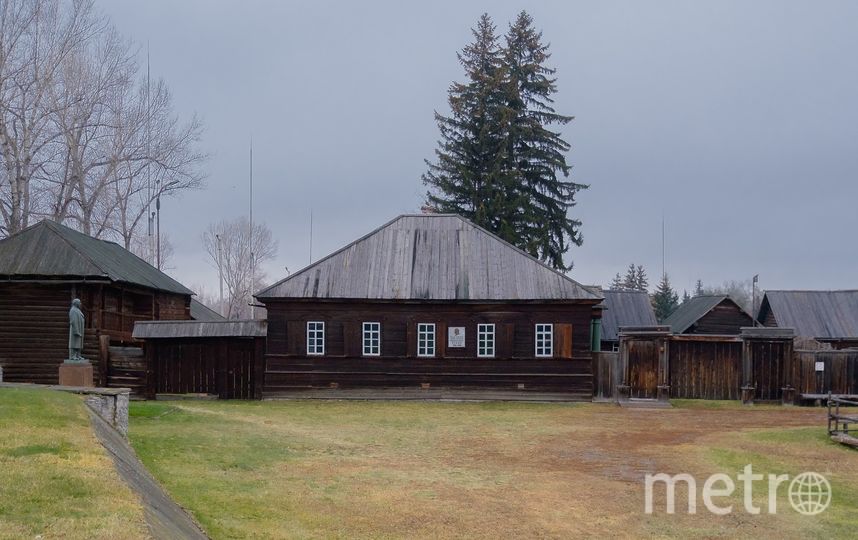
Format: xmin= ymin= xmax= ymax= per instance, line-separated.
xmin=59 ymin=362 xmax=93 ymax=388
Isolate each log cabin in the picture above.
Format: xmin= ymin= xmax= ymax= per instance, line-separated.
xmin=663 ymin=294 xmax=754 ymax=335
xmin=0 ymin=220 xmax=194 ymax=385
xmin=758 ymin=290 xmax=858 ymax=349
xmin=256 ymin=214 xmax=604 ymax=400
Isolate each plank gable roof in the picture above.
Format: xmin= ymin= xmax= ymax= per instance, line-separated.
xmin=257 ymin=214 xmax=601 ymax=302
xmin=599 ymin=290 xmax=658 ymax=341
xmin=663 ymin=295 xmax=749 ymax=334
xmin=0 ymin=220 xmax=193 ymax=295
xmin=760 ymin=290 xmax=858 ymax=339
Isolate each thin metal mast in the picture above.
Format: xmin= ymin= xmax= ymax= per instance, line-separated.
xmin=147 ymin=43 xmax=153 ymax=265
xmin=661 ymin=213 xmax=665 ymax=280
xmin=249 ymin=138 xmax=255 ymax=319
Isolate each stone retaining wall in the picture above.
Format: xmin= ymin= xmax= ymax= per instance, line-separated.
xmin=0 ymin=382 xmax=130 ymax=436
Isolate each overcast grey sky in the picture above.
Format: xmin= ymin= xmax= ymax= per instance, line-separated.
xmin=101 ymin=0 xmax=858 ymax=297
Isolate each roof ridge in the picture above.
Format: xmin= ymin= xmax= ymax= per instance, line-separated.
xmin=41 ymin=220 xmax=109 ymax=278
xmin=449 ymin=215 xmax=600 ymax=300
xmin=256 ymin=214 xmax=408 ymax=297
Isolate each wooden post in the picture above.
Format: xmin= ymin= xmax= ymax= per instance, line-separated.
xmin=253 ymin=337 xmax=265 ymax=400
xmin=616 ymin=335 xmax=631 ymax=402
xmin=98 ymin=333 xmax=110 ymax=387
xmin=657 ymin=336 xmax=671 ymax=402
xmin=741 ymin=336 xmax=755 ymax=405
xmin=145 ymin=342 xmax=157 ymax=400
xmin=781 ymin=336 xmax=796 ymax=405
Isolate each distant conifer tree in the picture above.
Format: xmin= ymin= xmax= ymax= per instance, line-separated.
xmin=652 ymin=274 xmax=680 ymax=322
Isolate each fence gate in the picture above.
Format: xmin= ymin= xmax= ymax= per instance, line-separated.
xmin=628 ymin=340 xmax=659 ymax=399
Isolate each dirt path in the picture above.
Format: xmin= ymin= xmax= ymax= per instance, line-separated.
xmin=87 ymin=408 xmax=209 ymax=540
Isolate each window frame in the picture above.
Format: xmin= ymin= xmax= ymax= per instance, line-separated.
xmin=417 ymin=323 xmax=436 ymax=358
xmin=362 ymin=321 xmax=381 ymax=357
xmin=535 ymin=323 xmax=554 ymax=358
xmin=477 ymin=323 xmax=496 ymax=358
xmin=307 ymin=321 xmax=325 ymax=356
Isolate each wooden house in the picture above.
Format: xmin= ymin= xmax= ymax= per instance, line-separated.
xmin=663 ymin=295 xmax=754 ymax=335
xmin=758 ymin=290 xmax=858 ymax=348
xmin=256 ymin=214 xmax=604 ymax=399
xmin=597 ymin=289 xmax=658 ymax=351
xmin=0 ymin=220 xmax=194 ymax=385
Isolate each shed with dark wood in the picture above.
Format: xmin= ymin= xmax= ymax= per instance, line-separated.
xmin=0 ymin=220 xmax=194 ymax=386
xmin=663 ymin=295 xmax=754 ymax=335
xmin=133 ymin=320 xmax=266 ymax=399
xmin=758 ymin=290 xmax=858 ymax=348
xmin=256 ymin=214 xmax=604 ymax=400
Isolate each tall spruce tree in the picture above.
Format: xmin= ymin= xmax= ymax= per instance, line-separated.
xmin=652 ymin=274 xmax=680 ymax=322
xmin=423 ymin=14 xmax=511 ymax=236
xmin=502 ymin=11 xmax=587 ymax=269
xmin=424 ymin=12 xmax=586 ymax=270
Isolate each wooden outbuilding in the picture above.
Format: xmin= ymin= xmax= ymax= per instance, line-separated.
xmin=132 ymin=320 xmax=266 ymax=399
xmin=663 ymin=295 xmax=754 ymax=335
xmin=256 ymin=214 xmax=604 ymax=400
xmin=597 ymin=289 xmax=658 ymax=351
xmin=0 ymin=220 xmax=194 ymax=385
xmin=758 ymin=290 xmax=858 ymax=348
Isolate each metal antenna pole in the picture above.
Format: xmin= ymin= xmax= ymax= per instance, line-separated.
xmin=216 ymin=234 xmax=224 ymax=317
xmin=661 ymin=213 xmax=665 ymax=280
xmin=249 ymin=138 xmax=255 ymax=319
xmin=309 ymin=209 xmax=313 ymax=264
xmin=146 ymin=42 xmax=154 ymax=265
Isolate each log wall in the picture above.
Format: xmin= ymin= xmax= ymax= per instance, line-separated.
xmin=264 ymin=301 xmax=597 ymax=398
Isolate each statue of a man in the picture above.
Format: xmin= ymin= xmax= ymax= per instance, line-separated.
xmin=68 ymin=298 xmax=87 ymax=363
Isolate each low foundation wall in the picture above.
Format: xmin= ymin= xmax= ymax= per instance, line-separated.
xmin=0 ymin=382 xmax=130 ymax=436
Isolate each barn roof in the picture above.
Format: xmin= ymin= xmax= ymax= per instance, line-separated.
xmin=257 ymin=214 xmax=601 ymax=302
xmin=133 ymin=320 xmax=267 ymax=339
xmin=599 ymin=289 xmax=658 ymax=341
xmin=759 ymin=290 xmax=858 ymax=339
xmin=0 ymin=220 xmax=193 ymax=295
xmin=190 ymin=299 xmax=225 ymax=322
xmin=662 ymin=295 xmax=747 ymax=333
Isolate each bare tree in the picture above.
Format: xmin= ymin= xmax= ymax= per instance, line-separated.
xmin=704 ymin=279 xmax=756 ymax=313
xmin=202 ymin=217 xmax=277 ymax=319
xmin=0 ymin=0 xmax=205 ymax=247
xmin=0 ymin=0 xmax=103 ymax=235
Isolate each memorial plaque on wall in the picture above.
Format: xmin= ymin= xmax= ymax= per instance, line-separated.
xmin=448 ymin=327 xmax=466 ymax=348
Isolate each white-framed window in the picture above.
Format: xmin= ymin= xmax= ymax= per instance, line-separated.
xmin=307 ymin=321 xmax=325 ymax=355
xmin=417 ymin=323 xmax=435 ymax=357
xmin=363 ymin=322 xmax=381 ymax=356
xmin=477 ymin=323 xmax=495 ymax=358
xmin=535 ymin=323 xmax=553 ymax=357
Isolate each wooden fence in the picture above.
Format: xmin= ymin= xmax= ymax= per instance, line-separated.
xmin=595 ymin=327 xmax=800 ymax=403
xmin=669 ymin=337 xmax=742 ymax=400
xmin=146 ymin=337 xmax=265 ymax=399
xmin=794 ymin=349 xmax=858 ymax=397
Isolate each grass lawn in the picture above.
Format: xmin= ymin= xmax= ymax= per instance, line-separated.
xmin=128 ymin=399 xmax=858 ymax=539
xmin=0 ymin=388 xmax=148 ymax=540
